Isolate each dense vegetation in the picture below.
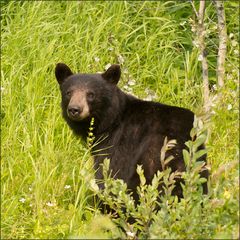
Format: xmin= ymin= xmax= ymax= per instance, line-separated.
xmin=1 ymin=1 xmax=239 ymax=239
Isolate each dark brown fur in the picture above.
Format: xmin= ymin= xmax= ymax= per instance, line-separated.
xmin=55 ymin=63 xmax=208 ymax=201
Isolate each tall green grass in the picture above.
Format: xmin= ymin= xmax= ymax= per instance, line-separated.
xmin=1 ymin=1 xmax=239 ymax=238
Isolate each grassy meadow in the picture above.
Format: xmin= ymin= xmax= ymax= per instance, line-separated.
xmin=1 ymin=1 xmax=239 ymax=239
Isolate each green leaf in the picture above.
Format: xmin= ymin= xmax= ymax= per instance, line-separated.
xmin=183 ymin=149 xmax=190 ymax=166
xmin=164 ymin=155 xmax=175 ymax=166
xmin=190 ymin=127 xmax=197 ymax=139
xmin=137 ymin=165 xmax=146 ymax=186
xmin=89 ymin=179 xmax=99 ymax=192
xmin=195 ymin=149 xmax=207 ymax=160
xmin=193 ymin=134 xmax=207 ymax=150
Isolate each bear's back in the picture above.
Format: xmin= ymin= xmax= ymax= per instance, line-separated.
xmin=122 ymin=98 xmax=194 ymax=142
xmin=94 ymin=98 xmax=195 ymax=191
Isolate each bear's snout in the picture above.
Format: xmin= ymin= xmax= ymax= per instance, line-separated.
xmin=67 ymin=105 xmax=82 ymax=119
xmin=66 ymin=90 xmax=90 ymax=121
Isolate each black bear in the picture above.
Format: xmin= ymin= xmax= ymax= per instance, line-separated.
xmin=55 ymin=63 xmax=208 ymax=200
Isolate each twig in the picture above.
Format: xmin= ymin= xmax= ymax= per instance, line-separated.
xmin=189 ymin=0 xmax=199 ymax=18
xmin=189 ymin=0 xmax=210 ymax=112
xmin=198 ymin=0 xmax=210 ymax=112
xmin=213 ymin=0 xmax=227 ymax=88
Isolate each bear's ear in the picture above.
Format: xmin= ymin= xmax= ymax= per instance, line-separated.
xmin=55 ymin=63 xmax=73 ymax=85
xmin=101 ymin=64 xmax=121 ymax=85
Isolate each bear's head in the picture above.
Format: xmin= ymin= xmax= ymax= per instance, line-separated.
xmin=55 ymin=63 xmax=122 ymax=129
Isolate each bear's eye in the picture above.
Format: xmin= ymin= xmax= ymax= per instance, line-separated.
xmin=66 ymin=91 xmax=72 ymax=97
xmin=87 ymin=92 xmax=95 ymax=101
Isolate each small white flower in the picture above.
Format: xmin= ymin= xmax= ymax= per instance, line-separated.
xmin=94 ymin=56 xmax=100 ymax=62
xmin=105 ymin=63 xmax=112 ymax=70
xmin=0 ymin=87 xmax=5 ymax=92
xmin=145 ymin=88 xmax=157 ymax=100
xmin=211 ymin=110 xmax=216 ymax=115
xmin=212 ymin=25 xmax=218 ymax=30
xmin=117 ymin=55 xmax=124 ymax=64
xmin=212 ymin=84 xmax=217 ymax=91
xmin=231 ymin=40 xmax=238 ymax=47
xmin=191 ymin=25 xmax=196 ymax=33
xmin=144 ymin=95 xmax=153 ymax=101
xmin=198 ymin=54 xmax=203 ymax=61
xmin=64 ymin=185 xmax=71 ymax=189
xmin=227 ymin=104 xmax=232 ymax=110
xmin=180 ymin=21 xmax=187 ymax=26
xmin=19 ymin=198 xmax=26 ymax=203
xmin=229 ymin=33 xmax=234 ymax=39
xmin=123 ymin=85 xmax=132 ymax=92
xmin=126 ymin=231 xmax=135 ymax=238
xmin=46 ymin=201 xmax=56 ymax=207
xmin=145 ymin=88 xmax=151 ymax=94
xmin=230 ymin=90 xmax=237 ymax=97
xmin=127 ymin=79 xmax=136 ymax=86
xmin=192 ymin=40 xmax=199 ymax=48
xmin=227 ymin=73 xmax=232 ymax=80
xmin=89 ymin=179 xmax=99 ymax=192
xmin=108 ymin=47 xmax=113 ymax=51
xmin=123 ymin=68 xmax=129 ymax=74
xmin=233 ymin=49 xmax=239 ymax=56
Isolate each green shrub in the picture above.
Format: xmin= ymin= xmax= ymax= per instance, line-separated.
xmin=79 ymin=118 xmax=238 ymax=239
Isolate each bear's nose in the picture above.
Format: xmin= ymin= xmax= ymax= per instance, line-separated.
xmin=67 ymin=106 xmax=82 ymax=117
